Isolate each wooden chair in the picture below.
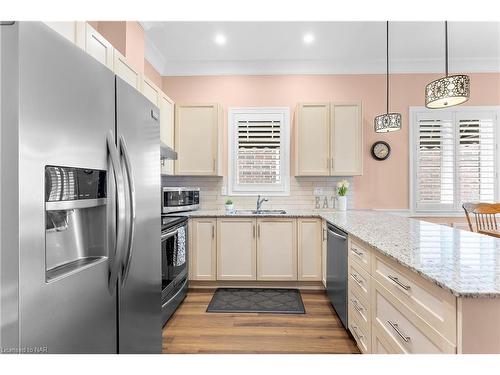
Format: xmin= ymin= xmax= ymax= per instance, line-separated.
xmin=462 ymin=203 xmax=500 ymax=238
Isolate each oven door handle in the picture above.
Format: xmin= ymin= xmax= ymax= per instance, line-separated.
xmin=162 ymin=279 xmax=188 ymax=308
xmin=161 ymin=223 xmax=187 ymax=240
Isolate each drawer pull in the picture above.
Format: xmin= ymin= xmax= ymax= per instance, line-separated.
xmin=351 ymin=325 xmax=364 ymax=340
xmin=350 ymin=273 xmax=363 ymax=285
xmin=388 ymin=274 xmax=411 ymax=291
xmin=351 ymin=248 xmax=363 ymax=257
xmin=351 ymin=298 xmax=364 ymax=312
xmin=388 ymin=320 xmax=410 ymax=343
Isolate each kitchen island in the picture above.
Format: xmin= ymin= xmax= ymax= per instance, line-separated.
xmin=178 ymin=209 xmax=500 ymax=353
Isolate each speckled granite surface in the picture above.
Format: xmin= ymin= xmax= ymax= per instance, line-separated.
xmin=174 ymin=209 xmax=500 ymax=298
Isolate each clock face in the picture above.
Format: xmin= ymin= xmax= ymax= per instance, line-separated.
xmin=371 ymin=141 xmax=391 ymax=161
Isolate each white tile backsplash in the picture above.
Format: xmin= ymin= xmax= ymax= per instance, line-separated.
xmin=161 ymin=175 xmax=354 ymax=211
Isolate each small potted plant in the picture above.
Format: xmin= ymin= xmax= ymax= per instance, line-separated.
xmin=225 ymin=199 xmax=234 ymax=212
xmin=336 ymin=180 xmax=349 ymax=211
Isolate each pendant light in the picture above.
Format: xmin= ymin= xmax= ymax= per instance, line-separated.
xmin=425 ymin=21 xmax=470 ymax=108
xmin=374 ymin=21 xmax=402 ymax=133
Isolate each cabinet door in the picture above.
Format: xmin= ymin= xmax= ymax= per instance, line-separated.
xmin=84 ymin=23 xmax=113 ymax=69
xmin=257 ymin=218 xmax=297 ymax=281
xmin=189 ymin=218 xmax=217 ymax=280
xmin=44 ymin=22 xmax=85 ymax=47
xmin=160 ymin=92 xmax=175 ymax=175
xmin=321 ymin=220 xmax=327 ymax=287
xmin=295 ymin=103 xmax=330 ymax=176
xmin=175 ymin=104 xmax=220 ymax=176
xmin=217 ymin=218 xmax=256 ymax=280
xmin=141 ymin=77 xmax=160 ymax=106
xmin=297 ymin=218 xmax=322 ymax=281
xmin=113 ymin=50 xmax=141 ymax=90
xmin=330 ymin=102 xmax=363 ymax=175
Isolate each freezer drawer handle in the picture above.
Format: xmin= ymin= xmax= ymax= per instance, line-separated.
xmin=388 ymin=320 xmax=411 ymax=342
xmin=388 ymin=274 xmax=411 ymax=291
xmin=120 ymin=135 xmax=136 ymax=286
xmin=106 ymin=131 xmax=127 ymax=293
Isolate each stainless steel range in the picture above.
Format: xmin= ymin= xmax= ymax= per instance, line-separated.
xmin=161 ymin=215 xmax=189 ymax=326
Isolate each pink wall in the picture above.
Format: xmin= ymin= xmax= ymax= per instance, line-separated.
xmin=163 ymin=73 xmax=500 ymax=209
xmin=144 ymin=59 xmax=162 ymax=87
xmin=90 ymin=21 xmax=145 ymax=73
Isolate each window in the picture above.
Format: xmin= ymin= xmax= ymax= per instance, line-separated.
xmin=228 ymin=108 xmax=290 ymax=195
xmin=410 ymin=107 xmax=499 ymax=213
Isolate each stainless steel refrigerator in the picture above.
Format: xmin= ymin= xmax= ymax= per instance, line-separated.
xmin=0 ymin=22 xmax=161 ymax=353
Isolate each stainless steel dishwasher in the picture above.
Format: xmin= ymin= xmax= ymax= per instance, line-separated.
xmin=326 ymin=223 xmax=348 ymax=328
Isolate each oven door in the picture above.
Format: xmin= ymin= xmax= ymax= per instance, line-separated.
xmin=161 ymin=222 xmax=188 ymax=299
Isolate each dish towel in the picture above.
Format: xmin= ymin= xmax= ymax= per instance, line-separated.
xmin=174 ymin=226 xmax=186 ymax=266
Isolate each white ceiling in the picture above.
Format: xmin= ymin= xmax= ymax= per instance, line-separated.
xmin=141 ymin=21 xmax=500 ymax=76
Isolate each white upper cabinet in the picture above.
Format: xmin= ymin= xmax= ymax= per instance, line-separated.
xmin=44 ymin=22 xmax=85 ymax=47
xmin=175 ymin=103 xmax=222 ymax=176
xmin=295 ymin=103 xmax=331 ymax=176
xmin=295 ymin=101 xmax=363 ymax=176
xmin=141 ymin=77 xmax=161 ymax=106
xmin=113 ymin=50 xmax=141 ymax=90
xmin=159 ymin=92 xmax=175 ymax=175
xmin=84 ymin=23 xmax=113 ymax=69
xmin=331 ymin=102 xmax=363 ymax=176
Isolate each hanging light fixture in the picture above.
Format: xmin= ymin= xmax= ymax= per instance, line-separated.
xmin=425 ymin=21 xmax=470 ymax=109
xmin=374 ymin=21 xmax=402 ymax=133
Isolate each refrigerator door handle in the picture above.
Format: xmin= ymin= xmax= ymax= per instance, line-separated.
xmin=107 ymin=131 xmax=127 ymax=293
xmin=120 ymin=135 xmax=136 ymax=286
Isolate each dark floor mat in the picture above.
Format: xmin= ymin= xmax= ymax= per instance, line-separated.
xmin=206 ymin=288 xmax=305 ymax=314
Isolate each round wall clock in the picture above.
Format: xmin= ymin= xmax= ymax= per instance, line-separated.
xmin=371 ymin=141 xmax=391 ymax=161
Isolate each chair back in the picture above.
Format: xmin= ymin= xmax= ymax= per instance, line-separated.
xmin=462 ymin=203 xmax=500 ymax=232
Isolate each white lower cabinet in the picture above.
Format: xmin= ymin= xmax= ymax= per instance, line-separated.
xmin=189 ymin=218 xmax=217 ymax=280
xmin=216 ymin=218 xmax=257 ymax=280
xmin=297 ymin=218 xmax=322 ymax=281
xmin=257 ymin=218 xmax=297 ymax=281
xmin=347 ymin=236 xmax=457 ymax=354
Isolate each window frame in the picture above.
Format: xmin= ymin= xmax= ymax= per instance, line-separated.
xmin=228 ymin=107 xmax=291 ymax=196
xmin=409 ymin=106 xmax=500 ymax=215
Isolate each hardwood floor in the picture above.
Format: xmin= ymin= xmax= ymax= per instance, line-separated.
xmin=162 ymin=289 xmax=360 ymax=354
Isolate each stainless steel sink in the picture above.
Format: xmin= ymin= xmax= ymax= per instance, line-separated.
xmin=230 ymin=209 xmax=287 ymax=215
xmin=254 ymin=210 xmax=287 ymax=215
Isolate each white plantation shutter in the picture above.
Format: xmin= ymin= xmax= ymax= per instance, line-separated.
xmin=237 ymin=120 xmax=281 ymax=185
xmin=458 ymin=115 xmax=496 ymax=204
xmin=228 ymin=108 xmax=290 ymax=195
xmin=412 ymin=108 xmax=498 ymax=212
xmin=416 ymin=117 xmax=454 ymax=210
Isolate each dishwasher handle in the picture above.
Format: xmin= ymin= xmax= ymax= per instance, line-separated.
xmin=328 ymin=228 xmax=347 ymax=241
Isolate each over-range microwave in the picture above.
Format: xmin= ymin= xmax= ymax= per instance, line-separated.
xmin=161 ymin=187 xmax=200 ymax=214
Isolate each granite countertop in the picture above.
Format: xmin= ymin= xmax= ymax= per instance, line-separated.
xmin=175 ymin=209 xmax=500 ymax=298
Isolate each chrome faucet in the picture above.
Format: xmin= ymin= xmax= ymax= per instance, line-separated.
xmin=256 ymin=195 xmax=268 ymax=212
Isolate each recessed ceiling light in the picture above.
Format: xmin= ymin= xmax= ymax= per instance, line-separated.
xmin=303 ymin=33 xmax=315 ymax=44
xmin=215 ymin=34 xmax=227 ymax=45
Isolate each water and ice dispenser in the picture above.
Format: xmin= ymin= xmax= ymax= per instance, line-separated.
xmin=45 ymin=166 xmax=108 ymax=282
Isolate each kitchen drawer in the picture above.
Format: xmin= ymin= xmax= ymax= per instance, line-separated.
xmin=372 ymin=324 xmax=399 ymax=354
xmin=372 ymin=280 xmax=456 ymax=354
xmin=349 ymin=237 xmax=371 ymax=271
xmin=348 ymin=288 xmax=370 ymax=331
xmin=348 ymin=259 xmax=370 ymax=302
xmin=349 ymin=313 xmax=371 ymax=354
xmin=372 ymin=253 xmax=456 ymax=344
